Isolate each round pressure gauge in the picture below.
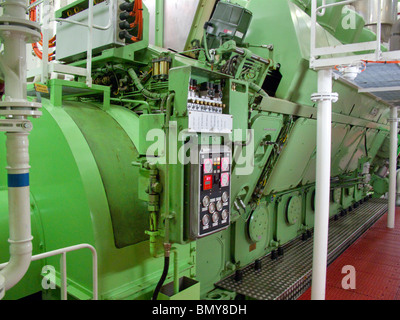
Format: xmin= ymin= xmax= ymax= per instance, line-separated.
xmin=220 ymin=173 xmax=229 ymax=187
xmin=209 ymin=202 xmax=216 ymax=214
xmin=202 ymin=196 xmax=210 ymax=208
xmin=221 ymin=209 xmax=228 ymax=221
xmin=202 ymin=214 xmax=210 ymax=226
xmin=221 ymin=191 xmax=229 ymax=203
xmin=203 ymin=159 xmax=213 ymax=174
xmin=212 ymin=212 xmax=219 ymax=223
xmin=216 ymin=200 xmax=223 ymax=212
xmin=221 ymin=157 xmax=229 ymax=172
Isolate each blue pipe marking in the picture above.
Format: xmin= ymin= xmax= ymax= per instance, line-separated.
xmin=8 ymin=173 xmax=29 ymax=188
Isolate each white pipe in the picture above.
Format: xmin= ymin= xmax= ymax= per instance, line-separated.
xmin=86 ymin=0 xmax=94 ymax=87
xmin=41 ymin=0 xmax=50 ymax=84
xmin=396 ymin=169 xmax=400 ymax=207
xmin=0 ymin=0 xmax=35 ymax=296
xmin=311 ymin=68 xmax=334 ymax=300
xmin=388 ymin=106 xmax=398 ymax=229
xmin=0 ymin=133 xmax=32 ymax=291
xmin=60 ymin=252 xmax=67 ymax=300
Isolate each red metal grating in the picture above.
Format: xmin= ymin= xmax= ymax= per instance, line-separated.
xmin=298 ymin=207 xmax=400 ymax=300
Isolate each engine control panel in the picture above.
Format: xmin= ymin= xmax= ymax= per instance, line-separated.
xmin=189 ymin=146 xmax=231 ymax=238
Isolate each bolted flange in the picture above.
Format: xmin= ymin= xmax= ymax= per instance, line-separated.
xmin=311 ymin=92 xmax=339 ymax=103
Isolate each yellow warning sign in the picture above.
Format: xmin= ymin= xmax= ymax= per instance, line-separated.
xmin=34 ymin=83 xmax=49 ymax=94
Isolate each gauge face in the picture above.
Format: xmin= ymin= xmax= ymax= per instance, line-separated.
xmin=202 ymin=214 xmax=210 ymax=226
xmin=220 ymin=173 xmax=230 ymax=187
xmin=212 ymin=212 xmax=219 ymax=223
xmin=202 ymin=196 xmax=210 ymax=208
xmin=208 ymin=202 xmax=216 ymax=214
xmin=221 ymin=157 xmax=230 ymax=172
xmin=221 ymin=209 xmax=228 ymax=221
xmin=216 ymin=200 xmax=223 ymax=212
xmin=221 ymin=192 xmax=229 ymax=203
xmin=203 ymin=159 xmax=213 ymax=174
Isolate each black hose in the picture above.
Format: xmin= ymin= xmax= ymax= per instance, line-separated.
xmin=152 ymin=256 xmax=170 ymax=300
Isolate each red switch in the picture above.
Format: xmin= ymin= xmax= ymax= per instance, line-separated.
xmin=203 ymin=175 xmax=213 ymax=191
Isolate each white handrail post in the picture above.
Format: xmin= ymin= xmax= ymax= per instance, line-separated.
xmin=86 ymin=0 xmax=94 ymax=87
xmin=60 ymin=252 xmax=67 ymax=300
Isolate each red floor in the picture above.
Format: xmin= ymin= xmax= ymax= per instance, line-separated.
xmin=298 ymin=208 xmax=400 ymax=300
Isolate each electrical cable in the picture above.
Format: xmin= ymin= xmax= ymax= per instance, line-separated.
xmin=29 ymin=0 xmax=56 ymax=61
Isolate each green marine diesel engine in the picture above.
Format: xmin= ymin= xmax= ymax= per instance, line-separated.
xmin=0 ymin=0 xmax=397 ymax=300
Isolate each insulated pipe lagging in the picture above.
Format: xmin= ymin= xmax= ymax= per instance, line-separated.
xmin=0 ymin=133 xmax=32 ymax=290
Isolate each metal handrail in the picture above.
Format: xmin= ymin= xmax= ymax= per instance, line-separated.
xmin=0 ymin=243 xmax=98 ymax=300
xmin=309 ymin=0 xmax=393 ymax=69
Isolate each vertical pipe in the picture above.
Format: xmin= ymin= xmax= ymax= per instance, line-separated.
xmin=388 ymin=106 xmax=398 ymax=229
xmin=376 ymin=0 xmax=382 ymax=60
xmin=1 ymin=133 xmax=33 ymax=291
xmin=311 ymin=68 xmax=333 ymax=300
xmin=86 ymin=0 xmax=94 ymax=87
xmin=155 ymin=0 xmax=164 ymax=47
xmin=310 ymin=0 xmax=317 ymax=66
xmin=0 ymin=0 xmax=39 ymax=295
xmin=41 ymin=0 xmax=50 ymax=84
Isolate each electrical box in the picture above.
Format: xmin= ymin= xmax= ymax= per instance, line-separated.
xmin=55 ymin=0 xmax=125 ymax=62
xmin=189 ymin=146 xmax=232 ymax=239
xmin=205 ymin=1 xmax=253 ymax=50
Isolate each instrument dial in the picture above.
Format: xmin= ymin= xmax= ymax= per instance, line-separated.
xmin=212 ymin=212 xmax=219 ymax=223
xmin=209 ymin=202 xmax=216 ymax=214
xmin=202 ymin=196 xmax=210 ymax=208
xmin=202 ymin=214 xmax=210 ymax=226
xmin=203 ymin=159 xmax=213 ymax=174
xmin=216 ymin=200 xmax=223 ymax=212
xmin=222 ymin=191 xmax=229 ymax=203
xmin=221 ymin=157 xmax=230 ymax=172
xmin=221 ymin=209 xmax=228 ymax=221
xmin=220 ymin=173 xmax=230 ymax=187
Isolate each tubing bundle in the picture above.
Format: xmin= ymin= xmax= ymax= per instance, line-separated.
xmin=128 ymin=0 xmax=143 ymax=42
xmin=119 ymin=0 xmax=144 ymax=42
xmin=29 ymin=0 xmax=56 ymax=61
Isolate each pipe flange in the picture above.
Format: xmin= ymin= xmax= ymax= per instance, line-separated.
xmin=0 ymin=16 xmax=41 ymax=32
xmin=311 ymin=92 xmax=339 ymax=103
xmin=0 ymin=23 xmax=41 ymax=44
xmin=0 ymin=101 xmax=42 ymax=119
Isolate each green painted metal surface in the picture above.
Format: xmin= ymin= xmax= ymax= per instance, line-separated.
xmin=0 ymin=0 xmax=397 ymax=301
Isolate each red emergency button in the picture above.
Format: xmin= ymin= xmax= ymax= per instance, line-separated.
xmin=203 ymin=175 xmax=213 ymax=190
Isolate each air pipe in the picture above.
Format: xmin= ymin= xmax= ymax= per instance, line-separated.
xmin=0 ymin=0 xmax=41 ymax=297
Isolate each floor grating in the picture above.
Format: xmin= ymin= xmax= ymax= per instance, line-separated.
xmin=215 ymin=198 xmax=388 ymax=300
